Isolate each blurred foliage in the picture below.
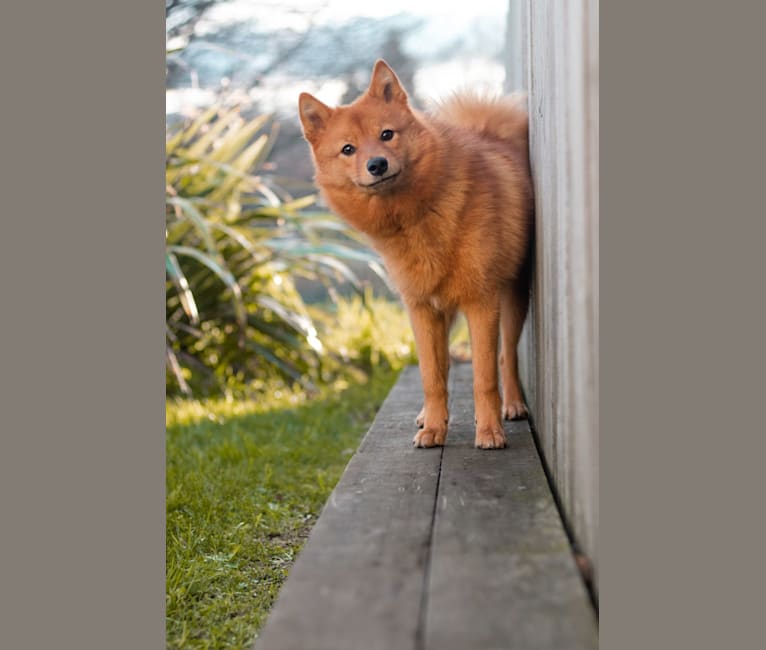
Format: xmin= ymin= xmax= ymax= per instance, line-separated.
xmin=165 ymin=0 xmax=422 ymax=93
xmin=166 ymin=105 xmax=410 ymax=398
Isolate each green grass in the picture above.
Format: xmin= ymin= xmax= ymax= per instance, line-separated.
xmin=166 ymin=366 xmax=402 ymax=649
xmin=165 ymin=296 xmax=479 ymax=648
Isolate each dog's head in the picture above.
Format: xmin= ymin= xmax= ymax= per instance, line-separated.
xmin=298 ymin=60 xmax=420 ymax=195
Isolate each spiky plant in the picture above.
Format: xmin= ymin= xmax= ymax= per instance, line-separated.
xmin=166 ymin=105 xmax=387 ymax=396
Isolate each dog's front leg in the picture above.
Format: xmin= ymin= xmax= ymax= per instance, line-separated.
xmin=415 ymin=308 xmax=454 ymax=429
xmin=464 ymin=297 xmax=506 ymax=449
xmin=407 ymin=301 xmax=449 ymax=448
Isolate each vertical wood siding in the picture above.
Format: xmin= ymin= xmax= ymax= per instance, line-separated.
xmin=506 ymin=0 xmax=599 ymax=592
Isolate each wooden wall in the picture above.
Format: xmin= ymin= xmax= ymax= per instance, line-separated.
xmin=505 ymin=0 xmax=600 ymax=593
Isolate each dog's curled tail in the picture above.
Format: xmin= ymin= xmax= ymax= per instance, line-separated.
xmin=434 ymin=92 xmax=529 ymax=152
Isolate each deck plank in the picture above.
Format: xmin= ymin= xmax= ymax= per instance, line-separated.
xmin=423 ymin=363 xmax=598 ymax=649
xmin=253 ymin=363 xmax=596 ymax=650
xmin=253 ymin=366 xmax=441 ymax=650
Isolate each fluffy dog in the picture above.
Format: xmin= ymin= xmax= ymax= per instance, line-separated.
xmin=298 ymin=60 xmax=533 ymax=449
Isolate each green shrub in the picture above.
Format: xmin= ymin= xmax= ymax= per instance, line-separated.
xmin=166 ymin=106 xmax=393 ymax=397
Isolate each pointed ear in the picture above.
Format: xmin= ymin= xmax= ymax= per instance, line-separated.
xmin=298 ymin=93 xmax=333 ymax=141
xmin=367 ymin=59 xmax=408 ymax=104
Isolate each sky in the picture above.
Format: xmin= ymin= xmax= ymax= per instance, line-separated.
xmin=198 ymin=0 xmax=507 ymax=30
xmin=168 ymin=0 xmax=509 ymax=116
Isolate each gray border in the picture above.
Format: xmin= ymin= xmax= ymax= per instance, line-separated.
xmin=2 ymin=2 xmax=765 ymax=649
xmin=600 ymin=3 xmax=766 ymax=649
xmin=0 ymin=3 xmax=165 ymax=648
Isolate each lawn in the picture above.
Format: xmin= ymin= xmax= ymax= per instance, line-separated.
xmin=166 ymin=366 xmax=402 ymax=649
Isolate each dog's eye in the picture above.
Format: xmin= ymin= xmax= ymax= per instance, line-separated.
xmin=341 ymin=144 xmax=356 ymax=156
xmin=380 ymin=129 xmax=394 ymax=141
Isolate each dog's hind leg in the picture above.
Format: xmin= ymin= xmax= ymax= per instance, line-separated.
xmin=499 ymin=279 xmax=529 ymax=420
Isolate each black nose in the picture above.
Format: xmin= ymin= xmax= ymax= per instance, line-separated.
xmin=367 ymin=157 xmax=388 ymax=176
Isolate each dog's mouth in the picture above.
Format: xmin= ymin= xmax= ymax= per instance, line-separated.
xmin=360 ymin=172 xmax=400 ymax=190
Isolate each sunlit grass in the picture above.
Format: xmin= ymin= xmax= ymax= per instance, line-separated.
xmin=167 ymin=295 xmax=415 ymax=649
xmin=166 ymin=366 xmax=402 ymax=649
xmin=165 ymin=294 xmax=484 ymax=648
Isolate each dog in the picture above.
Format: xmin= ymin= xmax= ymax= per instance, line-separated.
xmin=298 ymin=60 xmax=533 ymax=449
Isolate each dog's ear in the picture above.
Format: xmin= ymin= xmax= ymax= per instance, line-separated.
xmin=367 ymin=59 xmax=408 ymax=105
xmin=298 ymin=93 xmax=333 ymax=142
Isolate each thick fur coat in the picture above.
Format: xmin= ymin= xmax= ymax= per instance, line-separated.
xmin=299 ymin=60 xmax=533 ymax=449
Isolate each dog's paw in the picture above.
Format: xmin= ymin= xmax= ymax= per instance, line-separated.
xmin=416 ymin=407 xmax=448 ymax=429
xmin=502 ymin=400 xmax=528 ymax=421
xmin=413 ymin=427 xmax=446 ymax=448
xmin=474 ymin=425 xmax=507 ymax=450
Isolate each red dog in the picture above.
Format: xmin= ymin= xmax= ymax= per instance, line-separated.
xmin=299 ymin=60 xmax=533 ymax=449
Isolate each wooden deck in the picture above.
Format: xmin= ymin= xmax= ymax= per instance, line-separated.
xmin=253 ymin=363 xmax=597 ymax=650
